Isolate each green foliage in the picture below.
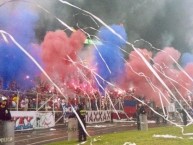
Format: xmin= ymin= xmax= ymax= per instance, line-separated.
xmin=46 ymin=126 xmax=193 ymax=145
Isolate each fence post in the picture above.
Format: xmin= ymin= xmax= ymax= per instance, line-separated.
xmin=68 ymin=117 xmax=78 ymax=141
xmin=140 ymin=114 xmax=148 ymax=131
xmin=0 ymin=121 xmax=15 ymax=145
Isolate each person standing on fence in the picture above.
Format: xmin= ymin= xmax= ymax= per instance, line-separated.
xmin=77 ymin=103 xmax=87 ymax=142
xmin=0 ymin=96 xmax=12 ymax=121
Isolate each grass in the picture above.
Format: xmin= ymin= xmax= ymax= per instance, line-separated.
xmin=46 ymin=125 xmax=193 ymax=145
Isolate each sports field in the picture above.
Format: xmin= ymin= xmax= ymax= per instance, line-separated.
xmin=46 ymin=125 xmax=193 ymax=145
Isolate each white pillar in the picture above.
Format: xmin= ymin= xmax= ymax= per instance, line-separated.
xmin=140 ymin=114 xmax=148 ymax=131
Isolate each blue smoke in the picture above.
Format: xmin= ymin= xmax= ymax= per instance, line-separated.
xmin=94 ymin=25 xmax=127 ymax=93
xmin=181 ymin=52 xmax=193 ymax=67
xmin=0 ymin=3 xmax=41 ymax=90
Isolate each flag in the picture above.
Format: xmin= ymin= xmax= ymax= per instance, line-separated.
xmin=124 ymin=100 xmax=137 ymax=117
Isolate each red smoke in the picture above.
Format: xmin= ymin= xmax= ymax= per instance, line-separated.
xmin=124 ymin=47 xmax=193 ymax=106
xmin=41 ymin=30 xmax=86 ymax=82
xmin=40 ymin=30 xmax=193 ymax=106
xmin=177 ymin=63 xmax=193 ymax=97
xmin=153 ymin=47 xmax=181 ymax=67
xmin=125 ymin=49 xmax=153 ymax=88
xmin=124 ymin=49 xmax=160 ymax=103
xmin=41 ymin=30 xmax=97 ymax=96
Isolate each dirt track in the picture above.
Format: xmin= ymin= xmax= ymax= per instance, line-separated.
xmin=14 ymin=122 xmax=163 ymax=145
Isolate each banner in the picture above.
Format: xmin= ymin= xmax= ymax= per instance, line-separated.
xmin=11 ymin=111 xmax=36 ymax=131
xmin=36 ymin=112 xmax=55 ymax=129
xmin=86 ymin=110 xmax=111 ymax=124
xmin=11 ymin=111 xmax=55 ymax=131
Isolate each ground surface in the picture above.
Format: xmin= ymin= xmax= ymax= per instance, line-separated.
xmin=14 ymin=121 xmax=165 ymax=145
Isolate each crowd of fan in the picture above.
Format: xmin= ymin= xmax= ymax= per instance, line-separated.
xmin=0 ymin=91 xmax=112 ymax=112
